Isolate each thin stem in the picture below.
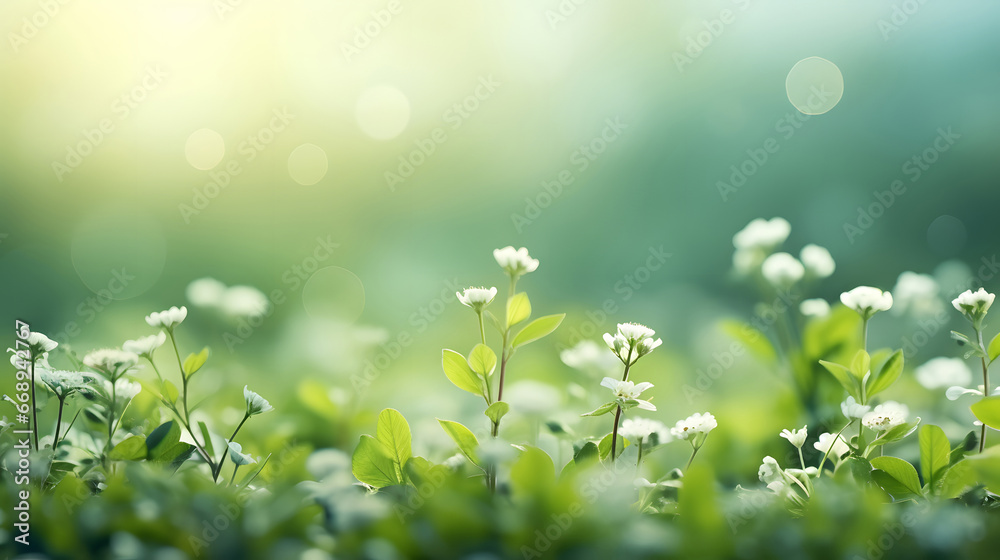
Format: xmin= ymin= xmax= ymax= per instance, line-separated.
xmin=230 ymin=464 xmax=240 ymax=486
xmin=797 ymin=447 xmax=806 ymax=471
xmin=817 ymin=421 xmax=853 ymax=477
xmin=53 ymin=397 xmax=66 ymax=449
xmin=610 ymin=405 xmax=623 ymax=463
xmin=477 ymin=311 xmax=486 ymax=346
xmin=636 ymin=439 xmax=644 ymax=474
xmin=976 ymin=327 xmax=990 ymax=453
xmin=29 ymin=357 xmax=39 ymax=451
xmin=685 ymin=443 xmax=701 ymax=470
xmin=214 ymin=413 xmax=250 ymax=481
xmin=862 ymin=318 xmax=869 ymax=354
xmin=106 ymin=381 xmax=117 ymax=455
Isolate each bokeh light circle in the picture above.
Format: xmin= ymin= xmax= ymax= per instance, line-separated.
xmin=785 ymin=57 xmax=844 ymax=115
xmin=288 ymin=143 xmax=329 ymax=186
xmin=184 ymin=128 xmax=226 ymax=170
xmin=355 ymin=86 xmax=411 ymax=140
xmin=70 ymin=207 xmax=167 ymax=300
xmin=301 ymin=266 xmax=365 ymax=323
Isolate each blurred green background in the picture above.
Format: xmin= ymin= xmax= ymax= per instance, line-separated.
xmin=2 ymin=0 xmax=999 ymax=482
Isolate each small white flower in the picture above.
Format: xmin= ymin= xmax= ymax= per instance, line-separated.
xmin=732 ymin=218 xmax=791 ymax=251
xmin=779 ymin=425 xmax=808 ymax=448
xmin=603 ymin=323 xmax=661 ymax=364
xmin=761 ymin=252 xmax=805 ymax=287
xmin=26 ymin=331 xmax=59 ymax=354
xmin=123 ymin=332 xmax=167 ymax=358
xmin=799 ymin=299 xmax=831 ymax=318
xmin=800 ymin=244 xmax=835 ymax=279
xmin=946 ymin=385 xmax=1000 ymax=401
xmin=222 ymin=286 xmax=270 ymax=318
xmin=732 ymin=248 xmax=762 ymax=276
xmin=9 ymin=350 xmax=50 ymax=371
xmin=861 ymin=401 xmax=909 ymax=431
xmin=758 ymin=456 xmax=784 ymax=486
xmin=841 ymin=396 xmax=871 ymax=420
xmin=952 ymin=288 xmax=995 ymax=323
xmin=600 ymin=377 xmax=656 ymax=411
xmin=83 ymin=349 xmax=140 ymax=379
xmin=891 ymin=272 xmax=942 ymax=317
xmin=39 ymin=370 xmax=94 ymax=399
xmin=227 ymin=441 xmax=257 ymax=466
xmin=560 ymin=340 xmax=621 ymax=375
xmin=670 ymin=412 xmax=717 ymax=440
xmin=814 ymin=432 xmax=850 ymax=459
xmin=186 ymin=277 xmax=228 ymax=307
xmin=456 ymin=287 xmax=498 ymax=312
xmin=840 ymin=286 xmax=893 ymax=318
xmin=915 ymin=357 xmax=973 ymax=390
xmin=617 ymin=323 xmax=656 ymax=342
xmin=506 ymin=380 xmax=560 ymax=416
xmin=113 ymin=378 xmax=142 ymax=402
xmin=493 ymin=246 xmax=539 ymax=278
xmin=786 ymin=466 xmax=819 ymax=478
xmin=243 ymin=385 xmax=274 ymax=416
xmin=145 ymin=306 xmax=188 ymax=329
xmin=618 ymin=417 xmax=672 ymax=445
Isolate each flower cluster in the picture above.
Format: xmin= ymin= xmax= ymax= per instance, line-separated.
xmin=493 ymin=246 xmax=539 ymax=279
xmin=732 ymin=218 xmax=835 ymax=289
xmin=456 ymin=287 xmax=498 ymax=312
xmin=602 ymin=322 xmax=662 ymax=365
xmin=840 ymin=286 xmax=893 ymax=319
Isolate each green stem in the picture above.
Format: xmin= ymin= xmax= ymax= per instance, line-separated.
xmin=157 ymin=340 xmax=214 ymax=468
xmin=53 ymin=397 xmax=65 ymax=449
xmin=106 ymin=381 xmax=117 ymax=455
xmin=862 ymin=318 xmax=869 ymax=354
xmin=976 ymin=327 xmax=990 ymax=453
xmin=610 ymin=347 xmax=635 ymax=462
xmin=29 ymin=357 xmax=39 ymax=451
xmin=636 ymin=439 xmax=644 ymax=473
xmin=215 ymin=413 xmax=250 ymax=481
xmin=817 ymin=421 xmax=853 ymax=477
xmin=797 ymin=447 xmax=806 ymax=471
xmin=230 ymin=464 xmax=240 ymax=486
xmin=685 ymin=443 xmax=701 ymax=470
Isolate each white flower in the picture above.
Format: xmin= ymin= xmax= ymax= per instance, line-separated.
xmin=779 ymin=425 xmax=808 ymax=448
xmin=891 ymin=272 xmax=942 ymax=317
xmin=39 ymin=370 xmax=93 ymax=399
xmin=841 ymin=396 xmax=871 ymax=420
xmin=186 ymin=277 xmax=228 ymax=307
xmin=113 ymin=378 xmax=142 ymax=401
xmin=799 ymin=298 xmax=831 ymax=318
xmin=814 ymin=432 xmax=850 ymax=459
xmin=9 ymin=350 xmax=50 ymax=371
xmin=600 ymin=377 xmax=656 ymax=411
xmin=145 ymin=306 xmax=188 ymax=329
xmin=443 ymin=453 xmax=466 ymax=471
xmin=618 ymin=418 xmax=672 ymax=445
xmin=840 ymin=286 xmax=893 ymax=318
xmin=603 ymin=323 xmax=661 ymax=364
xmin=493 ymin=246 xmax=539 ymax=278
xmin=222 ymin=286 xmax=270 ymax=318
xmin=861 ymin=401 xmax=909 ymax=431
xmin=617 ymin=323 xmax=655 ymax=342
xmin=732 ymin=248 xmax=762 ymax=276
xmin=670 ymin=412 xmax=717 ymax=440
xmin=800 ymin=244 xmax=835 ymax=279
xmin=123 ymin=332 xmax=167 ymax=358
xmin=946 ymin=385 xmax=1000 ymax=401
xmin=456 ymin=287 xmax=498 ymax=311
xmin=916 ymin=357 xmax=973 ymax=390
xmin=83 ymin=349 xmax=140 ymax=379
xmin=952 ymin=288 xmax=995 ymax=323
xmin=243 ymin=385 xmax=274 ymax=416
xmin=506 ymin=380 xmax=560 ymax=416
xmin=732 ymin=218 xmax=791 ymax=251
xmin=227 ymin=441 xmax=257 ymax=466
xmin=26 ymin=331 xmax=59 ymax=354
xmin=761 ymin=252 xmax=805 ymax=287
xmin=758 ymin=456 xmax=784 ymax=486
xmin=560 ymin=340 xmax=621 ymax=375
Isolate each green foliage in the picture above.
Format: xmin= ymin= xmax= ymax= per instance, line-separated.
xmin=506 ymin=292 xmax=531 ymax=327
xmin=483 ymin=401 xmax=509 ymax=424
xmin=441 ymin=349 xmax=485 ymax=397
xmin=971 ymin=396 xmax=1000 ymax=430
xmin=918 ymin=425 xmax=950 ymax=493
xmin=865 ymin=350 xmax=903 ymax=398
xmin=437 ymin=419 xmax=480 ymax=466
xmin=870 ymin=456 xmax=922 ymax=500
xmin=511 ymin=314 xmax=565 ymax=348
xmin=182 ymin=347 xmax=210 ymax=378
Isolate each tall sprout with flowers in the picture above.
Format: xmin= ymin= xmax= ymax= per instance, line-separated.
xmin=438 ymin=246 xmax=564 ymax=492
xmin=949 ymin=288 xmax=1000 ymax=452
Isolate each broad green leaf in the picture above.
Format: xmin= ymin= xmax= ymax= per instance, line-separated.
xmin=442 ymin=349 xmax=485 ymax=397
xmin=437 ymin=419 xmax=480 ymax=465
xmin=511 ymin=446 xmax=555 ymax=495
xmin=950 ymin=430 xmax=978 ymax=465
xmin=989 ymin=333 xmax=1000 ymax=362
xmin=871 ymin=470 xmax=922 ymax=501
xmin=468 ymin=344 xmax=497 ymax=378
xmin=183 ymin=347 xmax=210 ymax=378
xmin=941 ymin=448 xmax=1000 ymax=496
xmin=971 ymin=396 xmax=1000 ymax=430
xmin=403 ymin=456 xmax=446 ymax=486
xmin=108 ymin=435 xmax=146 ymax=461
xmin=573 ymin=441 xmax=599 ymax=467
xmin=865 ymin=419 xmax=921 ymax=453
xmin=146 ymin=421 xmax=181 ymax=461
xmin=866 ymin=350 xmax=903 ymax=398
xmin=484 ymin=401 xmax=510 ymax=424
xmin=156 ymin=443 xmax=195 ymax=465
xmin=581 ymin=402 xmax=617 ymax=417
xmin=506 ymin=292 xmax=531 ymax=327
xmin=198 ymin=421 xmax=215 ymax=458
xmin=597 ymin=433 xmax=629 ymax=461
xmin=352 ymin=434 xmax=401 ymax=488
xmin=161 ymin=380 xmax=179 ymax=404
xmin=376 ymin=408 xmax=412 ymax=481
xmin=918 ymin=424 xmax=950 ymax=492
xmin=870 ymin=456 xmax=922 ymax=498
xmin=511 ymin=314 xmax=565 ymax=348
xmin=850 ymin=349 xmax=870 ymax=380
xmin=720 ymin=320 xmax=776 ymax=363
xmin=819 ymin=360 xmax=859 ymax=400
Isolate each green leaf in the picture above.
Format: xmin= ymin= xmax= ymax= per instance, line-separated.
xmin=506 ymin=292 xmax=531 ymax=327
xmin=108 ymin=435 xmax=146 ymax=461
xmin=971 ymin=396 xmax=1000 ymax=430
xmin=950 ymin=330 xmax=975 ymax=347
xmin=918 ymin=424 xmax=950 ymax=493
xmin=468 ymin=344 xmax=497 ymax=378
xmin=949 ymin=430 xmax=978 ymax=465
xmin=866 ymin=419 xmax=921 ymax=453
xmin=198 ymin=421 xmax=215 ymax=458
xmin=597 ymin=433 xmax=629 ymax=461
xmin=145 ymin=421 xmax=181 ymax=461
xmin=484 ymin=402 xmax=510 ymax=424
xmin=866 ymin=350 xmax=903 ymax=398
xmin=442 ymin=349 xmax=485 ymax=397
xmin=989 ymin=333 xmax=1000 ymax=363
xmin=581 ymin=402 xmax=617 ymax=417
xmin=511 ymin=314 xmax=565 ymax=348
xmin=183 ymin=347 xmax=210 ymax=378
xmin=161 ymin=380 xmax=179 ymax=404
xmin=870 ymin=456 xmax=923 ymax=498
xmin=511 ymin=446 xmax=555 ymax=495
xmin=484 ymin=310 xmax=504 ymax=334
xmin=819 ymin=360 xmax=860 ymax=400
xmin=573 ymin=441 xmax=599 ymax=467
xmin=375 ymin=408 xmax=412 ymax=482
xmin=719 ymin=320 xmax=776 ymax=363
xmin=871 ymin=470 xmax=922 ymax=501
xmin=850 ymin=349 xmax=870 ymax=380
xmin=351 ymin=434 xmax=401 ymax=488
xmin=157 ymin=443 xmax=195 ymax=466
xmin=437 ymin=419 xmax=480 ymax=465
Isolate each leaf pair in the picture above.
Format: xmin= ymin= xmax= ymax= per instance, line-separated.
xmin=352 ymin=409 xmax=413 ymax=488
xmin=870 ymin=425 xmax=951 ymax=500
xmin=820 ymin=349 xmax=903 ymax=402
xmin=109 ymin=420 xmax=194 ymax=466
xmin=442 ymin=345 xmax=496 ymax=400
